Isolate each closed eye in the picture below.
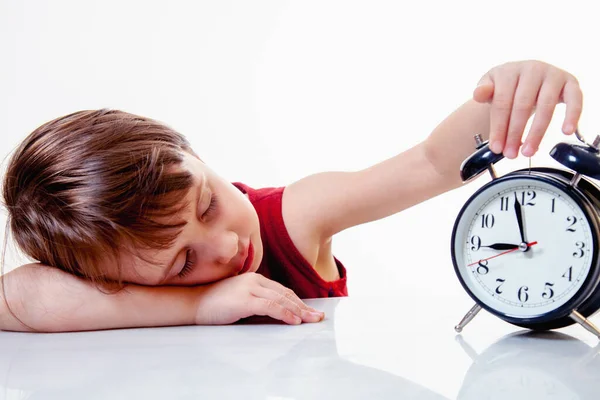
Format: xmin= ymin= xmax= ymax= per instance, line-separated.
xmin=203 ymin=194 xmax=218 ymax=219
xmin=178 ymin=249 xmax=195 ymax=278
xmin=177 ymin=194 xmax=217 ymax=279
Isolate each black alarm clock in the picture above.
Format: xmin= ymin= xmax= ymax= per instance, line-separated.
xmin=451 ymin=130 xmax=600 ymax=339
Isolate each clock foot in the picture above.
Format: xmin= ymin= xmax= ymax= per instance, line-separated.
xmin=454 ymin=304 xmax=482 ymax=333
xmin=570 ymin=310 xmax=600 ymax=339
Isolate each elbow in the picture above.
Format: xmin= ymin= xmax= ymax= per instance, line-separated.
xmin=421 ymin=140 xmax=462 ymax=191
xmin=0 ymin=264 xmax=54 ymax=333
xmin=0 ymin=294 xmax=36 ymax=333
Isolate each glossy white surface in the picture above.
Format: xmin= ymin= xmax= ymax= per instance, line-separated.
xmin=1 ymin=297 xmax=599 ymax=400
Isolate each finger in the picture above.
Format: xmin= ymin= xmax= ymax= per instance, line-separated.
xmin=257 ymin=275 xmax=324 ymax=315
xmin=473 ymin=74 xmax=495 ymax=103
xmin=254 ymin=286 xmax=324 ymax=323
xmin=250 ymin=296 xmax=302 ymax=325
xmin=522 ymin=79 xmax=562 ymax=157
xmin=504 ymin=71 xmax=543 ymax=159
xmin=561 ymin=78 xmax=583 ymax=135
xmin=489 ymin=71 xmax=520 ymax=155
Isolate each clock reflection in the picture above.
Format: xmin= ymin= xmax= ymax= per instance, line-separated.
xmin=456 ymin=331 xmax=600 ymax=400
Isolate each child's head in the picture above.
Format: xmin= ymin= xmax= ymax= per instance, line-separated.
xmin=2 ymin=109 xmax=262 ymax=286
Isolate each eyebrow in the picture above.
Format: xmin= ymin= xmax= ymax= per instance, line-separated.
xmin=159 ymin=172 xmax=206 ymax=282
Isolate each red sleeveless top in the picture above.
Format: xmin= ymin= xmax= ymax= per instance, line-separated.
xmin=233 ymin=183 xmax=348 ymax=298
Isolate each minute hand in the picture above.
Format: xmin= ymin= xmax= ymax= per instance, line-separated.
xmin=514 ymin=197 xmax=527 ymax=244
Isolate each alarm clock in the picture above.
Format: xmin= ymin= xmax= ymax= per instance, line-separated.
xmin=452 ymin=130 xmax=600 ymax=339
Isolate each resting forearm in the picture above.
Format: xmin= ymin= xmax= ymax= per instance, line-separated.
xmin=1 ymin=264 xmax=201 ymax=332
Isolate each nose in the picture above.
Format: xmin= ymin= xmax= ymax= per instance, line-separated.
xmin=212 ymin=230 xmax=239 ymax=265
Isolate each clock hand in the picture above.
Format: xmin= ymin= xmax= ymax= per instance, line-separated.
xmin=467 ymin=241 xmax=538 ymax=266
xmin=514 ymin=196 xmax=527 ymax=244
xmin=481 ymin=243 xmax=520 ymax=250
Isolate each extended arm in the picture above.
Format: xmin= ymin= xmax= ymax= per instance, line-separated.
xmin=283 ymin=61 xmax=582 ymax=240
xmin=283 ymin=100 xmax=489 ymax=239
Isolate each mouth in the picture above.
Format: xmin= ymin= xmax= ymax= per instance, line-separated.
xmin=238 ymin=242 xmax=254 ymax=275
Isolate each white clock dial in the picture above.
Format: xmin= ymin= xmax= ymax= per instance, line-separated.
xmin=453 ymin=177 xmax=595 ymax=318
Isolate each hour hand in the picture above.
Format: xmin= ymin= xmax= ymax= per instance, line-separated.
xmin=481 ymin=243 xmax=519 ymax=250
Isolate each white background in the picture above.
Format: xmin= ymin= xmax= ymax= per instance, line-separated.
xmin=2 ymin=1 xmax=600 ymax=398
xmin=2 ymin=0 xmax=600 ymax=296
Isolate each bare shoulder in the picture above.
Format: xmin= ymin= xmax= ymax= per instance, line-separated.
xmin=281 ymin=180 xmax=341 ymax=282
xmin=278 ymin=144 xmax=442 ymax=281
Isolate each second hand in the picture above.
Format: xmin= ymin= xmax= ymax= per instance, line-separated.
xmin=467 ymin=241 xmax=538 ymax=266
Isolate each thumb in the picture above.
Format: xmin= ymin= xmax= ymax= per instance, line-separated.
xmin=473 ymin=74 xmax=494 ymax=103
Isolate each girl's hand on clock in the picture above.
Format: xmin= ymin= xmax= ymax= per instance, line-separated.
xmin=472 ymin=60 xmax=583 ymax=159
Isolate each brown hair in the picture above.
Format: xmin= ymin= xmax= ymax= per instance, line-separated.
xmin=1 ymin=109 xmax=196 ymax=285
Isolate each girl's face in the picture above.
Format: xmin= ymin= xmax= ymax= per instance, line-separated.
xmin=116 ymin=152 xmax=263 ymax=285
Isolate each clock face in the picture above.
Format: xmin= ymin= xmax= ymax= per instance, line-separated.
xmin=452 ymin=175 xmax=597 ymax=320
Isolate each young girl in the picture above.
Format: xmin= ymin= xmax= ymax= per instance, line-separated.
xmin=0 ymin=60 xmax=583 ymax=332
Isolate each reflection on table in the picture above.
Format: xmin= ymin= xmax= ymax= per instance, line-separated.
xmin=0 ymin=298 xmax=446 ymax=400
xmin=457 ymin=330 xmax=600 ymax=400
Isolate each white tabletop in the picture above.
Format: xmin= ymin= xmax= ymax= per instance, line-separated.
xmin=1 ymin=296 xmax=599 ymax=400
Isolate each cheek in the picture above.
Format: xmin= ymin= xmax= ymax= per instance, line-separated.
xmin=242 ymin=198 xmax=260 ymax=230
xmin=232 ymin=191 xmax=258 ymax=225
xmin=241 ymin=199 xmax=263 ymax=266
xmin=220 ymin=190 xmax=259 ymax=230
